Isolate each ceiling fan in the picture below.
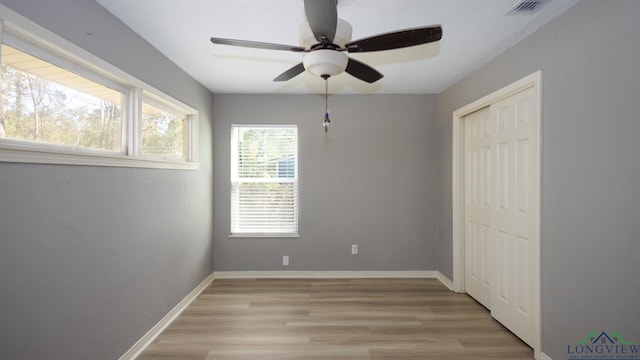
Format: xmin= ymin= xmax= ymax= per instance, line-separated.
xmin=210 ymin=0 xmax=443 ymax=84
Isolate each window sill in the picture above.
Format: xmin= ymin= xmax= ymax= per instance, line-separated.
xmin=0 ymin=140 xmax=199 ymax=170
xmin=229 ymin=233 xmax=300 ymax=239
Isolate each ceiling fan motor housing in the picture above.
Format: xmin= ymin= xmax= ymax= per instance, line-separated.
xmin=299 ymin=18 xmax=353 ymax=47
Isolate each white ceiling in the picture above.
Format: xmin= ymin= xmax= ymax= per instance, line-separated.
xmin=96 ymin=0 xmax=580 ymax=94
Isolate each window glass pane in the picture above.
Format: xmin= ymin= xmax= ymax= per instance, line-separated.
xmin=231 ymin=125 xmax=298 ymax=235
xmin=0 ymin=45 xmax=123 ymax=151
xmin=237 ymin=127 xmax=297 ymax=179
xmin=141 ymin=101 xmax=185 ymax=160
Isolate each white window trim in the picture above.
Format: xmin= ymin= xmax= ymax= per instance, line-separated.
xmin=230 ymin=124 xmax=299 ymax=237
xmin=0 ymin=5 xmax=199 ymax=170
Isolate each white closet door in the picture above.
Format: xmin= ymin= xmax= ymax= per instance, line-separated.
xmin=489 ymin=86 xmax=539 ymax=347
xmin=463 ymin=86 xmax=539 ymax=347
xmin=464 ymin=106 xmax=493 ymax=309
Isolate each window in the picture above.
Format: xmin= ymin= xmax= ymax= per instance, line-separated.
xmin=0 ymin=9 xmax=198 ymax=169
xmin=1 ymin=44 xmax=124 ymax=152
xmin=141 ymin=97 xmax=186 ymax=160
xmin=231 ymin=125 xmax=298 ymax=236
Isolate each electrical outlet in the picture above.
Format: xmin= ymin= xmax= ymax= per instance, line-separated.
xmin=282 ymin=255 xmax=289 ymax=266
xmin=351 ymin=244 xmax=358 ymax=255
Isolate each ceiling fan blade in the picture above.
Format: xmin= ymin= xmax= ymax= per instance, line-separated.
xmin=210 ymin=37 xmax=306 ymax=52
xmin=303 ymin=0 xmax=337 ymax=43
xmin=345 ymin=25 xmax=442 ymax=53
xmin=345 ymin=58 xmax=383 ymax=83
xmin=273 ymin=63 xmax=306 ymax=81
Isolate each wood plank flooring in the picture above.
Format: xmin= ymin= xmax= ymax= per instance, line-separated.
xmin=137 ymin=278 xmax=533 ymax=360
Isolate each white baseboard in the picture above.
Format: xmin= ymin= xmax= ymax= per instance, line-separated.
xmin=119 ymin=272 xmax=215 ymax=360
xmin=540 ymin=352 xmax=552 ymax=360
xmin=435 ymin=271 xmax=454 ymax=291
xmin=213 ymin=270 xmax=439 ymax=279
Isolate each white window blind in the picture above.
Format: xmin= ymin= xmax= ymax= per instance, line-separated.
xmin=231 ymin=125 xmax=298 ymax=235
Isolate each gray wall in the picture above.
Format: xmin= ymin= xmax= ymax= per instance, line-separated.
xmin=436 ymin=1 xmax=640 ymax=358
xmin=0 ymin=1 xmax=214 ymax=359
xmin=214 ymin=94 xmax=438 ymax=271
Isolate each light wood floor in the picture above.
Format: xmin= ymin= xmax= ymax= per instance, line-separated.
xmin=137 ymin=278 xmax=533 ymax=360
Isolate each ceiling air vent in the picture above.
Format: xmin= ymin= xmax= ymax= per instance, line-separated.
xmin=506 ymin=0 xmax=549 ymax=15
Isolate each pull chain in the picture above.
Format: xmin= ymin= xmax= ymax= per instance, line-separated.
xmin=323 ymin=78 xmax=331 ymax=133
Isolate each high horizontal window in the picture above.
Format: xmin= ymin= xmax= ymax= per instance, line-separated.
xmin=0 ymin=8 xmax=198 ymax=169
xmin=231 ymin=125 xmax=298 ymax=236
xmin=141 ymin=97 xmax=186 ymax=160
xmin=1 ymin=44 xmax=124 ymax=152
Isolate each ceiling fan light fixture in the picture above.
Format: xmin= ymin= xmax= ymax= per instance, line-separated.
xmin=303 ymin=49 xmax=348 ymax=78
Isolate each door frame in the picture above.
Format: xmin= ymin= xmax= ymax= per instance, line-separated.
xmin=451 ymin=71 xmax=542 ymax=358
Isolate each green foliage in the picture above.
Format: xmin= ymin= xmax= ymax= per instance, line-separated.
xmin=237 ymin=127 xmax=297 ymax=178
xmin=0 ymin=64 xmax=122 ymax=151
xmin=141 ymin=106 xmax=184 ymax=159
